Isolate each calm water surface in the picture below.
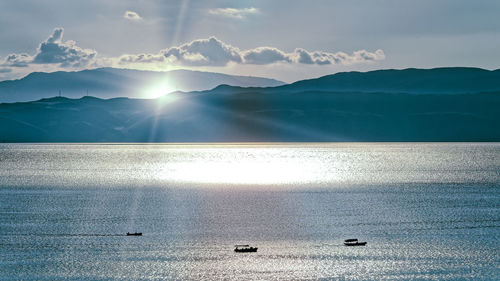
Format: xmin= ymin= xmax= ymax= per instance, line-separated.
xmin=0 ymin=143 xmax=499 ymax=280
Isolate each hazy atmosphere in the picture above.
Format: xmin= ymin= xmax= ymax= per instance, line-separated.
xmin=1 ymin=0 xmax=500 ymax=82
xmin=1 ymin=1 xmax=499 ymax=280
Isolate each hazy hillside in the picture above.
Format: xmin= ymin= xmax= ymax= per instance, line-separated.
xmin=0 ymin=68 xmax=285 ymax=103
xmin=1 ymin=90 xmax=499 ymax=142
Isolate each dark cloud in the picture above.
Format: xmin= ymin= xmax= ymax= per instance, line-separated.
xmin=46 ymin=28 xmax=64 ymax=44
xmin=295 ymin=48 xmax=314 ymax=64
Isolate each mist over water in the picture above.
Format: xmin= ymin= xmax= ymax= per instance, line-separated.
xmin=1 ymin=143 xmax=499 ymax=280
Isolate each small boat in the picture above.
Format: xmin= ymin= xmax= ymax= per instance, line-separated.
xmin=344 ymin=238 xmax=366 ymax=246
xmin=126 ymin=232 xmax=142 ymax=236
xmin=234 ymin=244 xmax=258 ymax=253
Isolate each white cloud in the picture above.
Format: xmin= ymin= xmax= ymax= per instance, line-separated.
xmin=242 ymin=47 xmax=291 ymax=64
xmin=160 ymin=37 xmax=242 ymax=66
xmin=293 ymin=48 xmax=385 ymax=65
xmin=209 ymin=7 xmax=259 ymax=19
xmin=118 ymin=53 xmax=165 ymax=65
xmin=124 ymin=11 xmax=143 ymax=21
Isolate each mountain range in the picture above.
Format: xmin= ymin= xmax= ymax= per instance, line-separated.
xmin=0 ymin=67 xmax=499 ymax=142
xmin=278 ymin=67 xmax=500 ymax=93
xmin=0 ymin=68 xmax=285 ymax=103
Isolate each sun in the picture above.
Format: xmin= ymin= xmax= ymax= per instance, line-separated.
xmin=143 ymin=79 xmax=175 ymax=99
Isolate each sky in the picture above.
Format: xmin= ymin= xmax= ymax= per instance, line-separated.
xmin=1 ymin=0 xmax=499 ymax=83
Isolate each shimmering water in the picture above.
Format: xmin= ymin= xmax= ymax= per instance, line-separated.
xmin=0 ymin=143 xmax=499 ymax=280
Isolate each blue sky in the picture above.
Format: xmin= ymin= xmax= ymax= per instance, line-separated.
xmin=1 ymin=0 xmax=499 ymax=82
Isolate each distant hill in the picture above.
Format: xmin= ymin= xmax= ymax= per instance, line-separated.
xmin=0 ymin=68 xmax=285 ymax=102
xmin=1 ymin=90 xmax=499 ymax=142
xmin=276 ymin=67 xmax=500 ymax=94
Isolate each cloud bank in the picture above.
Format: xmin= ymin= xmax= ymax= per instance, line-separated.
xmin=1 ymin=28 xmax=385 ymax=80
xmin=119 ymin=36 xmax=385 ymax=67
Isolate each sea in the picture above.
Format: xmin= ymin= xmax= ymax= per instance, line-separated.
xmin=0 ymin=143 xmax=499 ymax=280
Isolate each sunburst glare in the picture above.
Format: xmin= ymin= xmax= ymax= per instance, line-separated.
xmin=143 ymin=79 xmax=175 ymax=99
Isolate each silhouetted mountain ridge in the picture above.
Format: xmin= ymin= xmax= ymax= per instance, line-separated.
xmin=1 ymin=89 xmax=499 ymax=142
xmin=276 ymin=67 xmax=500 ymax=93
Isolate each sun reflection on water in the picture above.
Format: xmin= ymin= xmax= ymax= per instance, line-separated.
xmin=151 ymin=147 xmax=337 ymax=186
